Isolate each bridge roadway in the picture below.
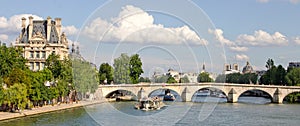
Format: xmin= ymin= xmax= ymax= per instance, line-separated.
xmin=97 ymin=83 xmax=300 ymax=103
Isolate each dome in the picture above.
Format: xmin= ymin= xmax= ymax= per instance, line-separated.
xmin=242 ymin=61 xmax=254 ymax=74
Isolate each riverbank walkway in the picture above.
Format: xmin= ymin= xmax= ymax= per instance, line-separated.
xmin=0 ymin=100 xmax=104 ymax=121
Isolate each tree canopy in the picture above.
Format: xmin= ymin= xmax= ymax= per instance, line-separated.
xmin=98 ymin=63 xmax=114 ymax=84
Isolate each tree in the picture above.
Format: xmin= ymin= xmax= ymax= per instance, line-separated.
xmin=239 ymin=73 xmax=258 ymax=84
xmin=113 ymin=53 xmax=131 ymax=84
xmin=46 ymin=53 xmax=63 ymax=79
xmin=4 ymin=83 xmax=28 ymax=112
xmin=154 ymin=75 xmax=169 ymax=83
xmin=98 ymin=63 xmax=114 ymax=84
xmin=285 ymin=68 xmax=300 ymax=86
xmin=129 ymin=54 xmax=144 ymax=84
xmin=215 ymin=74 xmax=226 ymax=83
xmin=139 ymin=77 xmax=151 ymax=83
xmin=265 ymin=58 xmax=274 ymax=70
xmin=0 ymin=46 xmax=27 ymax=78
xmin=179 ymin=76 xmax=190 ymax=83
xmin=167 ymin=76 xmax=177 ymax=83
xmin=197 ymin=72 xmax=213 ymax=83
xmin=275 ymin=65 xmax=286 ymax=85
xmin=73 ymin=59 xmax=98 ymax=99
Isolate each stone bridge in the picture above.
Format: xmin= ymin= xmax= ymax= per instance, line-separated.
xmin=97 ymin=83 xmax=300 ymax=104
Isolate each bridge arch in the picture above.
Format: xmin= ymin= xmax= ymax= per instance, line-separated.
xmin=281 ymin=91 xmax=300 ymax=103
xmin=191 ymin=87 xmax=228 ymax=102
xmin=101 ymin=88 xmax=139 ymax=99
xmin=235 ymin=88 xmax=274 ymax=102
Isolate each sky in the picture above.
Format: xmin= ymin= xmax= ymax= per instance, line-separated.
xmin=0 ymin=0 xmax=300 ymax=76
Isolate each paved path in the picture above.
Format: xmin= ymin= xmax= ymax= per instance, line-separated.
xmin=0 ymin=100 xmax=104 ymax=121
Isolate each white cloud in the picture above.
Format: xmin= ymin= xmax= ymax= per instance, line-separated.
xmin=290 ymin=0 xmax=300 ymax=4
xmin=0 ymin=17 xmax=8 ymax=28
xmin=235 ymin=54 xmax=249 ymax=61
xmin=62 ymin=25 xmax=78 ymax=36
xmin=0 ymin=34 xmax=8 ymax=40
xmin=208 ymin=28 xmax=248 ymax=52
xmin=83 ymin=5 xmax=208 ymax=45
xmin=294 ymin=36 xmax=300 ymax=45
xmin=237 ymin=30 xmax=288 ymax=46
xmin=257 ymin=0 xmax=269 ymax=3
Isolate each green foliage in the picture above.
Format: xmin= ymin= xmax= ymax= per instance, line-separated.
xmin=73 ymin=59 xmax=98 ymax=96
xmin=265 ymin=58 xmax=274 ymax=70
xmin=215 ymin=73 xmax=257 ymax=84
xmin=46 ymin=53 xmax=62 ymax=79
xmin=179 ymin=76 xmax=190 ymax=83
xmin=260 ymin=59 xmax=287 ymax=85
xmin=167 ymin=76 xmax=177 ymax=83
xmin=285 ymin=68 xmax=300 ymax=86
xmin=0 ymin=46 xmax=27 ymax=78
xmin=139 ymin=77 xmax=151 ymax=83
xmin=129 ymin=54 xmax=144 ymax=84
xmin=215 ymin=74 xmax=226 ymax=83
xmin=154 ymin=75 xmax=169 ymax=83
xmin=98 ymin=63 xmax=114 ymax=84
xmin=197 ymin=72 xmax=213 ymax=83
xmin=5 ymin=83 xmax=28 ymax=110
xmin=113 ymin=53 xmax=131 ymax=84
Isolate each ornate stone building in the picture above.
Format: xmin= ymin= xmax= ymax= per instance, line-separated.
xmin=14 ymin=16 xmax=69 ymax=71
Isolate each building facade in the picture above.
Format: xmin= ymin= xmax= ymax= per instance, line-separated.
xmin=223 ymin=63 xmax=240 ymax=75
xmin=14 ymin=16 xmax=69 ymax=71
xmin=288 ymin=62 xmax=300 ymax=69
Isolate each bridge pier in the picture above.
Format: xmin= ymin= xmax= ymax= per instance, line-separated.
xmin=272 ymin=88 xmax=283 ymax=104
xmin=137 ymin=88 xmax=146 ymax=101
xmin=181 ymin=87 xmax=193 ymax=102
xmin=227 ymin=88 xmax=238 ymax=103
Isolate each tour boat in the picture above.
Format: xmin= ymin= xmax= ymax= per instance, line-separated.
xmin=135 ymin=97 xmax=165 ymax=111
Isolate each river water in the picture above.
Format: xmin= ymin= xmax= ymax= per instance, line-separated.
xmin=1 ymin=97 xmax=300 ymax=126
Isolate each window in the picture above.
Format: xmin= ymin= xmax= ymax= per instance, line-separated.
xmin=41 ymin=62 xmax=45 ymax=70
xmin=35 ymin=62 xmax=40 ymax=71
xmin=36 ymin=51 xmax=40 ymax=58
xmin=42 ymin=51 xmax=46 ymax=58
xmin=30 ymin=51 xmax=34 ymax=58
xmin=29 ymin=62 xmax=34 ymax=70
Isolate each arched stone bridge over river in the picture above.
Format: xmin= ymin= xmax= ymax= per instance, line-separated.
xmin=98 ymin=83 xmax=300 ymax=103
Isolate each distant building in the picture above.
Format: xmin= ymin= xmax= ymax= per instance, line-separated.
xmin=288 ymin=62 xmax=300 ymax=69
xmin=223 ymin=63 xmax=239 ymax=75
xmin=242 ymin=61 xmax=255 ymax=74
xmin=179 ymin=72 xmax=198 ymax=83
xmin=14 ymin=16 xmax=69 ymax=71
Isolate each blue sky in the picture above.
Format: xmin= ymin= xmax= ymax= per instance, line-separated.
xmin=1 ymin=0 xmax=300 ymax=75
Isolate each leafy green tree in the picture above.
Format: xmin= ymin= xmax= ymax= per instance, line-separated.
xmin=197 ymin=72 xmax=213 ymax=83
xmin=179 ymin=76 xmax=190 ymax=83
xmin=215 ymin=74 xmax=226 ymax=83
xmin=265 ymin=58 xmax=274 ymax=70
xmin=285 ymin=68 xmax=300 ymax=86
xmin=139 ymin=77 xmax=151 ymax=83
xmin=129 ymin=54 xmax=144 ymax=84
xmin=46 ymin=53 xmax=63 ymax=79
xmin=98 ymin=63 xmax=114 ymax=84
xmin=154 ymin=75 xmax=169 ymax=83
xmin=73 ymin=59 xmax=98 ymax=99
xmin=5 ymin=83 xmax=28 ymax=111
xmin=113 ymin=53 xmax=131 ymax=84
xmin=239 ymin=73 xmax=258 ymax=84
xmin=0 ymin=46 xmax=27 ymax=78
xmin=167 ymin=76 xmax=177 ymax=83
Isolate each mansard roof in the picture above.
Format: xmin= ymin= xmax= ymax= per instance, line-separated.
xmin=19 ymin=20 xmax=59 ymax=44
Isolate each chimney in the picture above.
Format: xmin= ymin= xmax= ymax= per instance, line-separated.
xmin=28 ymin=16 xmax=33 ymax=40
xmin=21 ymin=17 xmax=26 ymax=29
xmin=47 ymin=16 xmax=52 ymax=42
xmin=55 ymin=18 xmax=62 ymax=41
